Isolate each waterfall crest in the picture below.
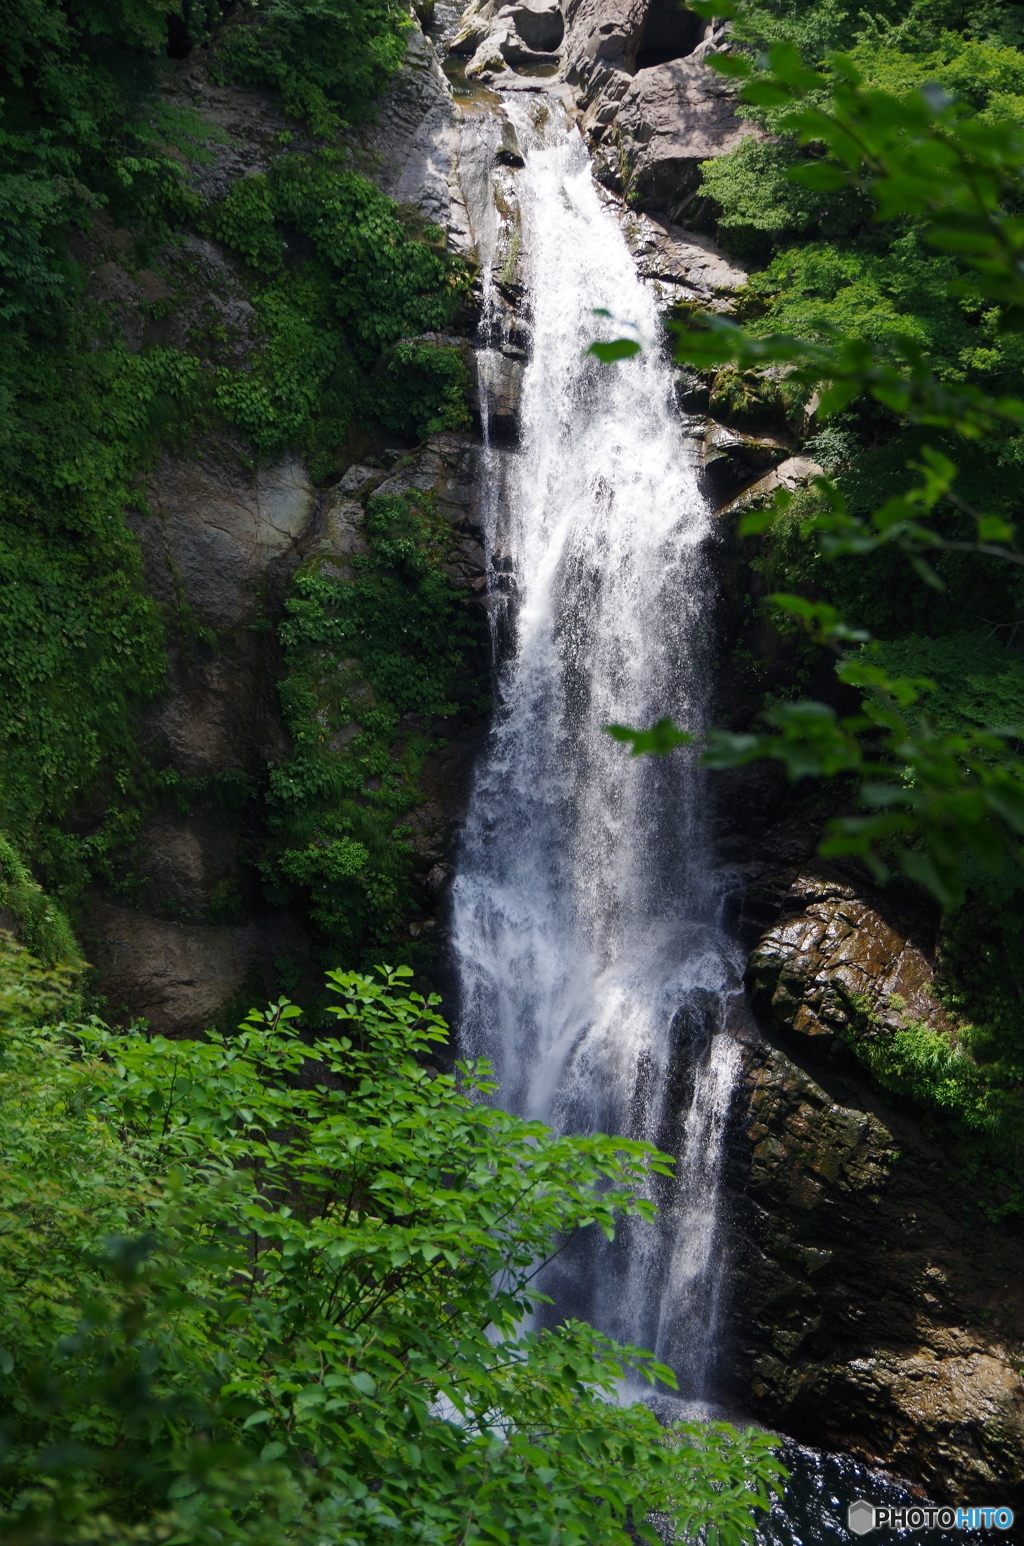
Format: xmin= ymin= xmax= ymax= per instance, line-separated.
xmin=452 ymin=101 xmax=742 ymax=1401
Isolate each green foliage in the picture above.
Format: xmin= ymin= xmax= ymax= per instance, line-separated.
xmin=843 ymin=1009 xmax=1024 ymax=1196
xmin=940 ymin=883 xmax=1024 ymax=1142
xmin=722 ymin=0 xmax=1024 ymax=82
xmin=0 ymin=0 xmax=209 ymax=321
xmin=0 ymin=931 xmax=80 ymax=1024
xmin=736 ymin=443 xmax=1024 ymax=643
xmin=743 ymin=232 xmax=1006 ymax=380
xmin=700 ymin=137 xmax=867 ymax=255
xmin=827 ymin=947 xmax=1024 ymax=1199
xmin=372 ymin=340 xmax=473 ymax=440
xmin=0 ymin=321 xmax=206 ymax=893
xmin=639 ymin=14 xmax=1024 ymax=904
xmin=0 ymin=841 xmax=79 ymax=967
xmin=0 ymin=955 xmax=785 ymax=1543
xmin=871 ymin=631 xmax=1024 ymax=737
xmin=211 ymin=159 xmax=470 ymax=467
xmin=269 ymin=490 xmax=486 ymax=964
xmin=0 ymin=0 xmax=470 ymax=940
xmin=217 ymin=0 xmax=411 ymax=135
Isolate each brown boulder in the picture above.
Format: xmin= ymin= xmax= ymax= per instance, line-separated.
xmin=746 ymin=873 xmax=953 ymax=1058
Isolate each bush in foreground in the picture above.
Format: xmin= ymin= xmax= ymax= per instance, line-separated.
xmin=0 ymin=937 xmax=782 ymax=1544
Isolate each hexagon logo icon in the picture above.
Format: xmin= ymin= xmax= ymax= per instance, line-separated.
xmin=848 ymin=1499 xmax=876 ymax=1536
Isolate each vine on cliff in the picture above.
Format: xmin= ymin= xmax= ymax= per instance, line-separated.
xmin=267 ymin=487 xmax=487 ymax=972
xmin=210 ymin=156 xmax=470 ymax=473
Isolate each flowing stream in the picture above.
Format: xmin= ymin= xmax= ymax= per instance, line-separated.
xmin=452 ymin=100 xmax=743 ymax=1402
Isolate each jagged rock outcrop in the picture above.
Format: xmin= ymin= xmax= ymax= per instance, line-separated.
xmin=716 ymin=452 xmax=824 ymax=515
xmin=453 ymin=0 xmax=752 ymax=210
xmin=747 ymin=873 xmax=955 ymax=1058
xmin=558 ymin=0 xmax=752 ymax=206
xmin=731 ymin=877 xmax=1024 ymax=1507
xmin=613 ymin=54 xmax=753 ymax=207
xmin=453 ymin=0 xmax=564 ymax=74
xmin=350 ymin=24 xmax=472 ymax=248
xmin=624 ymin=213 xmax=749 ymax=310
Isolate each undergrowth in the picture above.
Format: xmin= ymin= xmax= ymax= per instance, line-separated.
xmin=210 ymin=157 xmax=470 ymax=473
xmin=846 ymin=1002 xmax=1024 ymax=1217
xmin=267 ymin=489 xmax=486 ymax=974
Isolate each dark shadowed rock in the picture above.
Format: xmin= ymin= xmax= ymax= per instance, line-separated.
xmin=728 ymin=876 xmax=1024 ymax=1505
xmin=732 ymin=1031 xmax=1024 ymax=1507
xmin=747 ymin=872 xmax=954 ymax=1057
xmin=508 ymin=0 xmax=564 ymax=52
xmin=717 ymin=453 xmax=824 ymax=517
xmin=83 ymin=901 xmax=309 ymax=1034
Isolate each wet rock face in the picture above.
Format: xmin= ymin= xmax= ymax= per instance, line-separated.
xmin=140 ymin=450 xmax=316 ymax=630
xmin=731 ymin=878 xmax=1024 ymax=1507
xmin=349 ymin=25 xmax=471 ymax=247
xmin=746 ymin=873 xmax=953 ymax=1059
xmin=90 ymin=445 xmax=313 ymax=1027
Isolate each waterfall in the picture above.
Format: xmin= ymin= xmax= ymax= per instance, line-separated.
xmin=452 ymin=100 xmax=743 ymax=1403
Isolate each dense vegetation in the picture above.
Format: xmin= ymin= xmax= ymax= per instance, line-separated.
xmin=0 ymin=0 xmax=474 ymax=973
xmin=654 ymin=0 xmax=1024 ymax=1200
xmin=268 ymin=487 xmax=486 ymax=968
xmin=0 ymin=935 xmax=783 ymax=1542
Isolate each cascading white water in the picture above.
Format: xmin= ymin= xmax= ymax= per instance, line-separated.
xmin=452 ymin=99 xmax=743 ymax=1401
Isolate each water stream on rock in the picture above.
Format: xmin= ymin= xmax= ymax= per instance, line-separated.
xmin=444 ymin=77 xmax=983 ymax=1546
xmin=452 ymin=99 xmax=743 ymax=1404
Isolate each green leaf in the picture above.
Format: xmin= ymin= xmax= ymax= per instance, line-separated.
xmin=606 ymin=719 xmax=694 ymax=756
xmin=588 ymin=339 xmax=642 ymax=363
xmin=709 ymin=52 xmax=753 ymax=79
xmin=977 ymin=517 xmax=1016 ymax=544
xmin=737 ymin=507 xmax=780 ymax=537
xmin=687 ymin=0 xmax=738 ymax=17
